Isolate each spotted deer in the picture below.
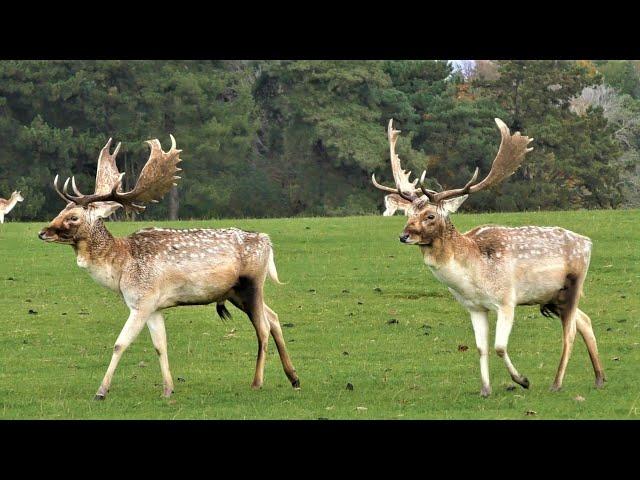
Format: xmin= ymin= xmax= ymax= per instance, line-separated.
xmin=382 ymin=193 xmax=413 ymax=216
xmin=372 ymin=118 xmax=605 ymax=397
xmin=0 ymin=190 xmax=24 ymax=223
xmin=39 ymin=136 xmax=299 ymax=400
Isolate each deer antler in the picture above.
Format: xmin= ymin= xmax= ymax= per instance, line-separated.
xmin=417 ymin=118 xmax=533 ymax=204
xmin=54 ymin=135 xmax=183 ymax=212
xmin=371 ymin=119 xmax=423 ymax=202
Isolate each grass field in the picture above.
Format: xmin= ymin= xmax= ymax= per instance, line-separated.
xmin=0 ymin=209 xmax=638 ymax=419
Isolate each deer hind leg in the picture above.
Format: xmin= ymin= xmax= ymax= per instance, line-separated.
xmin=469 ymin=310 xmax=491 ymax=397
xmin=229 ymin=277 xmax=270 ymax=390
xmin=495 ymin=305 xmax=530 ymax=389
xmin=264 ymin=303 xmax=300 ymax=389
xmin=147 ymin=312 xmax=174 ymax=398
xmin=575 ymin=308 xmax=606 ymax=388
xmin=95 ymin=308 xmax=150 ymax=400
xmin=550 ymin=274 xmax=581 ymax=392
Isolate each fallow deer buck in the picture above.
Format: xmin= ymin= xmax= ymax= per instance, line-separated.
xmin=0 ymin=190 xmax=24 ymax=223
xmin=39 ymin=136 xmax=299 ymax=399
xmin=382 ymin=193 xmax=413 ymax=217
xmin=372 ymin=118 xmax=605 ymax=397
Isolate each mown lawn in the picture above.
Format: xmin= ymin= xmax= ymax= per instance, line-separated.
xmin=0 ymin=209 xmax=638 ymax=419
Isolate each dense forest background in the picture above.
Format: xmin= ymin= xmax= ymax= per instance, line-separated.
xmin=1 ymin=60 xmax=639 ymax=221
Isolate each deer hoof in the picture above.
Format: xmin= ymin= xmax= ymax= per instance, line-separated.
xmin=94 ymin=394 xmax=106 ymax=401
xmin=549 ymin=384 xmax=562 ymax=393
xmin=163 ymin=388 xmax=174 ymax=398
xmin=480 ymin=386 xmax=491 ymax=398
xmin=595 ymin=376 xmax=606 ymax=389
xmin=516 ymin=376 xmax=530 ymax=389
xmin=291 ymin=379 xmax=301 ymax=389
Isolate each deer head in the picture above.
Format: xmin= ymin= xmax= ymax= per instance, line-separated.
xmin=372 ymin=118 xmax=533 ymax=245
xmin=39 ymin=136 xmax=182 ymax=244
xmin=12 ymin=191 xmax=24 ymax=203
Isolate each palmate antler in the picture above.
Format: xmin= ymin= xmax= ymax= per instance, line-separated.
xmin=53 ymin=135 xmax=183 ymax=213
xmin=371 ymin=119 xmax=424 ymax=201
xmin=372 ymin=118 xmax=534 ymax=204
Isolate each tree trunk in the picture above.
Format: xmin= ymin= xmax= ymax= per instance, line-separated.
xmin=169 ymin=186 xmax=179 ymax=220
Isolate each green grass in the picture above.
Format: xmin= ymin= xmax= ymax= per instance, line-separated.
xmin=0 ymin=209 xmax=638 ymax=419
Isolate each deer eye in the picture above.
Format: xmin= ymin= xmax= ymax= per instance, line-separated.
xmin=426 ymin=214 xmax=435 ymax=220
xmin=70 ymin=216 xmax=79 ymax=222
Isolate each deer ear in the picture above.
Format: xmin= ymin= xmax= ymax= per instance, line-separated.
xmin=89 ymin=201 xmax=122 ymax=219
xmin=440 ymin=195 xmax=468 ymax=216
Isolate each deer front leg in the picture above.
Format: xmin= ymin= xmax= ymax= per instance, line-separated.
xmin=147 ymin=312 xmax=174 ymax=398
xmin=495 ymin=305 xmax=530 ymax=389
xmin=470 ymin=310 xmax=491 ymax=397
xmin=95 ymin=308 xmax=149 ymax=400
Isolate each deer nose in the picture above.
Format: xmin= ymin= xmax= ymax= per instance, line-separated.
xmin=38 ymin=229 xmax=48 ymax=240
xmin=399 ymin=233 xmax=410 ymax=243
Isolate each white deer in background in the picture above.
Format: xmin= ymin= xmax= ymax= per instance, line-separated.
xmin=0 ymin=190 xmax=24 ymax=223
xmin=382 ymin=193 xmax=413 ymax=216
xmin=372 ymin=118 xmax=605 ymax=397
xmin=39 ymin=137 xmax=299 ymax=400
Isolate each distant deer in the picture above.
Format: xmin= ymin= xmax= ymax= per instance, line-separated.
xmin=0 ymin=190 xmax=24 ymax=223
xmin=39 ymin=137 xmax=299 ymax=400
xmin=382 ymin=193 xmax=413 ymax=216
xmin=372 ymin=118 xmax=605 ymax=397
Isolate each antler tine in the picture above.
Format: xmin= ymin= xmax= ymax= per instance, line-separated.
xmin=371 ymin=119 xmax=423 ymax=202
xmin=371 ymin=173 xmax=401 ymax=194
xmin=53 ymin=174 xmax=73 ymax=203
xmin=418 ymin=170 xmax=440 ymax=202
xmin=62 ymin=177 xmax=72 ymax=197
xmin=71 ymin=176 xmax=85 ymax=196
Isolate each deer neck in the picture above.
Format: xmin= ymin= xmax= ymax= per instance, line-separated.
xmin=420 ymin=219 xmax=473 ymax=269
xmin=72 ymin=220 xmax=126 ymax=290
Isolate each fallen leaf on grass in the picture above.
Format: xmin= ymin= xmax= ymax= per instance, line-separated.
xmin=525 ymin=410 xmax=537 ymax=416
xmin=356 ymin=406 xmax=367 ymax=411
xmin=506 ymin=385 xmax=517 ymax=391
xmin=574 ymin=395 xmax=586 ymax=402
xmin=325 ymin=406 xmax=335 ymax=410
xmin=138 ymin=361 xmax=147 ymax=368
xmin=457 ymin=344 xmax=469 ymax=352
xmin=612 ymin=356 xmax=620 ymax=361
xmin=28 ymin=309 xmax=38 ymax=315
xmin=282 ymin=323 xmax=295 ymax=328
xmin=346 ymin=383 xmax=354 ymax=391
xmin=223 ymin=329 xmax=237 ymax=339
xmin=387 ymin=319 xmax=398 ymax=325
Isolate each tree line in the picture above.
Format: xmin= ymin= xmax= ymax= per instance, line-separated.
xmin=0 ymin=60 xmax=638 ymax=221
